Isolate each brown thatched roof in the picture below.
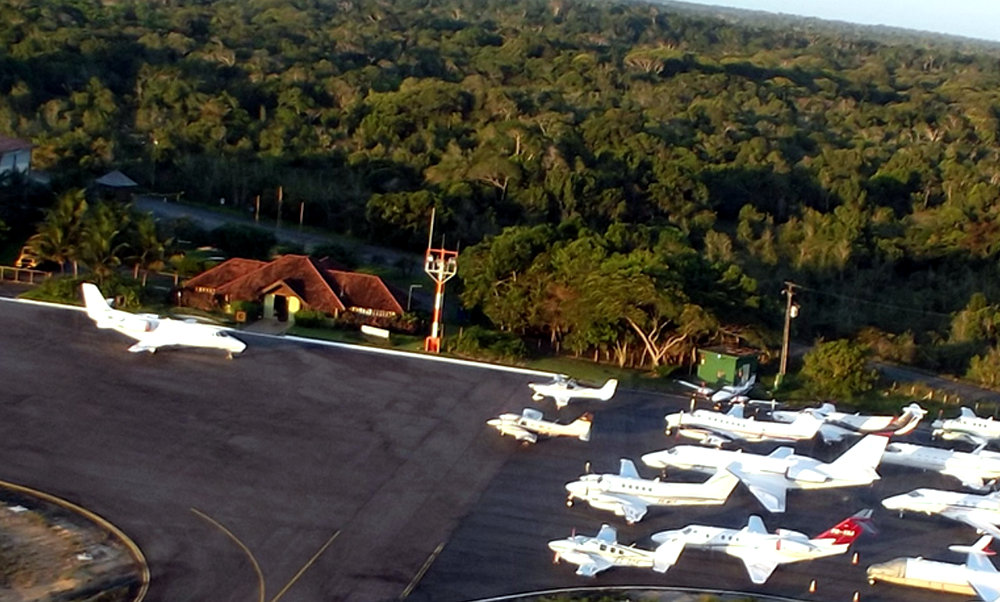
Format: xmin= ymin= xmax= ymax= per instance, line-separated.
xmin=326 ymin=270 xmax=405 ymax=314
xmin=184 ymin=258 xmax=267 ymax=291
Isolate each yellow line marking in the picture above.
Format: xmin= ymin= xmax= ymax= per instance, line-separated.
xmin=191 ymin=507 xmax=266 ymax=602
xmin=399 ymin=542 xmax=445 ymax=600
xmin=270 ymin=529 xmax=340 ymax=602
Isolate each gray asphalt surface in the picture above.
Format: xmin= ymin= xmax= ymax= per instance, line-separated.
xmin=0 ymin=297 xmax=986 ymax=602
xmin=0 ymin=299 xmax=529 ymax=601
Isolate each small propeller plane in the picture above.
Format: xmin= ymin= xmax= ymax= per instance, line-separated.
xmin=564 ymin=459 xmax=739 ymax=523
xmin=933 ymin=407 xmax=1000 ymax=447
xmin=547 ymin=524 xmax=675 ymax=577
xmin=641 ymin=434 xmax=889 ymax=513
xmin=527 ymin=375 xmax=618 ymax=409
xmin=664 ymin=402 xmax=823 ymax=447
xmin=881 ymin=441 xmax=1000 ymax=491
xmin=81 ymin=282 xmax=247 ymax=358
xmin=486 ymin=409 xmax=592 ymax=444
xmin=651 ymin=510 xmax=873 ymax=584
xmin=867 ymin=536 xmax=1000 ymax=600
xmin=770 ymin=402 xmax=926 ymax=443
xmin=677 ymin=373 xmax=756 ymax=404
xmin=882 ymin=487 xmax=1000 ymax=539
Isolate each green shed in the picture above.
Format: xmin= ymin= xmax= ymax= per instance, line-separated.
xmin=695 ymin=346 xmax=758 ymax=387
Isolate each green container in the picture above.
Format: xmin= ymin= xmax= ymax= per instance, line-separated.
xmin=695 ymin=346 xmax=758 ymax=387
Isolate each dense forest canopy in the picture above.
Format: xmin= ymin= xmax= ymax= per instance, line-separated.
xmin=4 ymin=0 xmax=1000 ymax=373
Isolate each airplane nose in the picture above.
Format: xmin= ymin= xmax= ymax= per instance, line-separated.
xmin=565 ymin=481 xmax=587 ymax=496
xmin=881 ymin=496 xmax=902 ymax=510
xmin=547 ymin=539 xmax=572 ymax=554
xmin=487 ymin=419 xmax=500 ymax=427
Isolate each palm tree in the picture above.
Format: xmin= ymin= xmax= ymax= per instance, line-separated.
xmin=26 ymin=190 xmax=88 ymax=274
xmin=129 ymin=213 xmax=171 ymax=285
xmin=79 ymin=202 xmax=129 ymax=281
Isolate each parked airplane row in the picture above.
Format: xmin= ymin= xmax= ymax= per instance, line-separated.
xmin=549 ymin=510 xmax=873 ymax=582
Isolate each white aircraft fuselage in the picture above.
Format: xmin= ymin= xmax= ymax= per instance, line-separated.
xmin=548 ymin=535 xmax=657 ymax=572
xmin=883 ymin=488 xmax=1000 ymax=518
xmin=664 ymin=408 xmax=820 ymax=446
xmin=528 ymin=377 xmax=618 ymax=409
xmin=772 ymin=402 xmax=925 ymax=442
xmin=487 ymin=410 xmax=591 ymax=444
xmin=882 ymin=442 xmax=1000 ymax=490
xmin=565 ymin=466 xmax=737 ymax=523
xmin=82 ymin=283 xmax=246 ymax=357
xmin=933 ymin=408 xmax=1000 ymax=446
xmin=654 ymin=525 xmax=845 ymax=563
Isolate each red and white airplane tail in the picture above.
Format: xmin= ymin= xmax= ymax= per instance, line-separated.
xmin=880 ymin=402 xmax=927 ymax=436
xmin=813 ymin=509 xmax=874 ymax=546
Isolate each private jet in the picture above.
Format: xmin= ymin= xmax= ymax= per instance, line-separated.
xmin=882 ymin=442 xmax=1000 ymax=491
xmin=770 ymin=402 xmax=926 ymax=443
xmin=652 ymin=510 xmax=873 ymax=584
xmin=642 ymin=435 xmax=889 ymax=513
xmin=867 ymin=536 xmax=1000 ymax=600
xmin=677 ymin=374 xmax=756 ymax=404
xmin=933 ymin=407 xmax=1000 ymax=447
xmin=81 ymin=282 xmax=246 ymax=358
xmin=882 ymin=487 xmax=1000 ymax=539
xmin=664 ymin=402 xmax=822 ymax=447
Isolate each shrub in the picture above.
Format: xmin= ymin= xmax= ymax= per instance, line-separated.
xmin=294 ymin=309 xmax=329 ymax=328
xmin=446 ymin=326 xmax=528 ymax=362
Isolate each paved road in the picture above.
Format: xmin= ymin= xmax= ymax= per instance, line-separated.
xmin=133 ymin=196 xmax=417 ymax=266
xmin=0 ymin=296 xmax=986 ymax=602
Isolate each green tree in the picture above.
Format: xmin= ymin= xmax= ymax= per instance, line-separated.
xmin=26 ymin=190 xmax=88 ymax=275
xmin=801 ymin=339 xmax=878 ymax=400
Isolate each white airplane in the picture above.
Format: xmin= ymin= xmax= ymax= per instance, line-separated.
xmin=487 ymin=409 xmax=592 ymax=444
xmin=867 ymin=536 xmax=1000 ymax=600
xmin=770 ymin=402 xmax=926 ymax=443
xmin=547 ymin=524 xmax=674 ymax=577
xmin=664 ymin=402 xmax=822 ymax=447
xmin=527 ymin=375 xmax=618 ymax=409
xmin=883 ymin=488 xmax=1000 ymax=539
xmin=651 ymin=509 xmax=873 ymax=584
xmin=882 ymin=442 xmax=1000 ymax=491
xmin=564 ymin=459 xmax=739 ymax=524
xmin=81 ymin=282 xmax=247 ymax=358
xmin=677 ymin=373 xmax=756 ymax=404
xmin=641 ymin=434 xmax=889 ymax=513
xmin=933 ymin=407 xmax=1000 ymax=447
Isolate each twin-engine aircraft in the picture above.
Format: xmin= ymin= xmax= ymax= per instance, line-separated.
xmin=527 ymin=375 xmax=618 ymax=409
xmin=487 ymin=409 xmax=592 ymax=444
xmin=677 ymin=374 xmax=756 ymax=404
xmin=547 ymin=524 xmax=674 ymax=577
xmin=642 ymin=434 xmax=889 ymax=513
xmin=651 ymin=510 xmax=873 ymax=584
xmin=882 ymin=487 xmax=1000 ymax=539
xmin=881 ymin=442 xmax=1000 ymax=491
xmin=81 ymin=282 xmax=247 ymax=358
xmin=770 ymin=402 xmax=926 ymax=443
xmin=664 ymin=403 xmax=822 ymax=447
xmin=933 ymin=407 xmax=1000 ymax=447
xmin=867 ymin=536 xmax=1000 ymax=600
xmin=564 ymin=459 xmax=738 ymax=523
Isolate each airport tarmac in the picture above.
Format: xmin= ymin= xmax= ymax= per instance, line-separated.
xmin=0 ymin=298 xmax=983 ymax=601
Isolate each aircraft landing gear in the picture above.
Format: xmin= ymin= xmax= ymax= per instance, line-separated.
xmin=566 ymin=497 xmax=574 ymax=508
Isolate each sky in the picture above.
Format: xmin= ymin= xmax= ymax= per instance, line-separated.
xmin=676 ymin=0 xmax=1000 ymax=43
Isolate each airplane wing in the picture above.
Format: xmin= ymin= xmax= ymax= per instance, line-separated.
xmin=576 ymin=556 xmax=614 ymax=577
xmin=942 ymin=468 xmax=988 ymax=491
xmin=732 ymin=551 xmax=781 ymax=584
xmin=945 ymin=511 xmax=1000 ymax=540
xmin=600 ymin=493 xmax=648 ymax=523
xmin=967 ymin=547 xmax=1000 ymax=602
xmin=553 ymin=394 xmax=572 ymax=409
xmin=652 ymin=538 xmax=686 ymax=573
xmin=127 ymin=341 xmax=156 ymax=353
xmin=726 ymin=463 xmax=787 ymax=513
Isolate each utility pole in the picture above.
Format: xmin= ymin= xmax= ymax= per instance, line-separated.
xmin=777 ymin=281 xmax=799 ymax=388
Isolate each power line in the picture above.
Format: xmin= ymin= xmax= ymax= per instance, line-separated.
xmin=792 ymin=283 xmax=954 ymax=318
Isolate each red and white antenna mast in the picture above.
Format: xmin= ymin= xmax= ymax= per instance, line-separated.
xmin=423 ymin=208 xmax=457 ymax=353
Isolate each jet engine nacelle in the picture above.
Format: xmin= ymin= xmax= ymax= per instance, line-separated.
xmin=785 ymin=465 xmax=828 ymax=483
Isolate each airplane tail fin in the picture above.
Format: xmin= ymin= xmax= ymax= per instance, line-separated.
xmin=571 ymin=413 xmax=594 ymax=441
xmin=81 ymin=282 xmax=115 ymax=325
xmin=886 ymin=403 xmax=927 ymax=435
xmin=598 ymin=379 xmax=618 ymax=401
xmin=827 ymin=434 xmax=888 ymax=476
xmin=814 ymin=509 xmax=873 ymax=546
